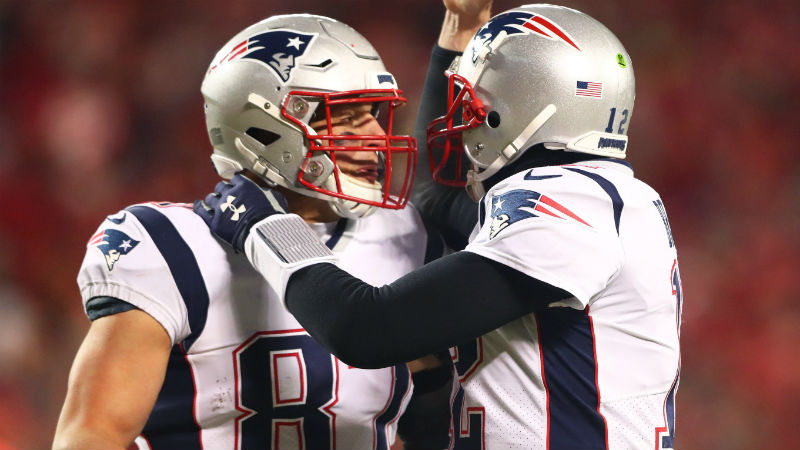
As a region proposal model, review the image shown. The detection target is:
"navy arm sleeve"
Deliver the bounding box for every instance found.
[285,251,572,369]
[410,45,479,251]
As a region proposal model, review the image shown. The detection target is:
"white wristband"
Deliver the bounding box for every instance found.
[243,214,338,306]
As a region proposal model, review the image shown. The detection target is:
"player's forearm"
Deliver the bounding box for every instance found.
[52,420,133,450]
[286,264,433,368]
[286,251,569,368]
[53,388,149,450]
[285,256,493,368]
[411,45,479,250]
[54,390,142,450]
[411,174,477,251]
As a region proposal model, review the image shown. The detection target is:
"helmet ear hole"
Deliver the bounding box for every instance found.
[245,127,281,147]
[487,110,501,128]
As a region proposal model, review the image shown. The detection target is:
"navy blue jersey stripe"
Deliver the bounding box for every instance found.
[564,168,624,235]
[325,218,349,249]
[537,307,607,450]
[141,345,202,450]
[662,370,679,448]
[127,205,206,449]
[374,365,412,449]
[127,205,209,350]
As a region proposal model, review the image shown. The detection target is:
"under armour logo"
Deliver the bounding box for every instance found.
[220,195,246,221]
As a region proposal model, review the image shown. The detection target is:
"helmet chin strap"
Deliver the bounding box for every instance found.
[324,172,381,219]
[328,199,376,219]
[465,104,557,202]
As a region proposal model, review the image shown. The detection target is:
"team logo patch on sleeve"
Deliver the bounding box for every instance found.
[88,229,140,271]
[488,189,592,239]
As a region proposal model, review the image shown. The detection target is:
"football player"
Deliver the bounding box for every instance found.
[195,3,684,450]
[53,15,451,450]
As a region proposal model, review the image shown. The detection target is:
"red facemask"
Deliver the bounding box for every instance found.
[281,89,417,210]
[425,72,487,187]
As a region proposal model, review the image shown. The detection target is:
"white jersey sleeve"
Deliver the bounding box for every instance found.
[465,164,625,308]
[77,204,192,345]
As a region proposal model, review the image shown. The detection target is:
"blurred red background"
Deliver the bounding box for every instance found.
[1,0,798,448]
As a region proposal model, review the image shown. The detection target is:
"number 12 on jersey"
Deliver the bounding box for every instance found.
[451,338,486,449]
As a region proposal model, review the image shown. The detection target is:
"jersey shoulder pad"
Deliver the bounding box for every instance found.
[469,168,625,306]
[77,202,203,344]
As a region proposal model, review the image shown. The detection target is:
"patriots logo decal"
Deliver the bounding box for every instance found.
[471,11,580,63]
[212,29,316,83]
[88,229,140,271]
[488,189,592,239]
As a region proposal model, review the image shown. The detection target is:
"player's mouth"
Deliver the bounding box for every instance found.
[346,165,379,184]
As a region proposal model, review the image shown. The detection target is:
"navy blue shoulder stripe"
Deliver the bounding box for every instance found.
[127,205,209,350]
[564,168,624,235]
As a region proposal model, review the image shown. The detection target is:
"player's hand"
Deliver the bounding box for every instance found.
[443,0,492,23]
[193,174,289,252]
[438,0,492,51]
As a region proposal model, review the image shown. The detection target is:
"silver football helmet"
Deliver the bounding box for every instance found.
[427,4,635,196]
[202,14,416,218]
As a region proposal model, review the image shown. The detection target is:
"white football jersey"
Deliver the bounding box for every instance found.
[77,202,436,450]
[456,160,682,450]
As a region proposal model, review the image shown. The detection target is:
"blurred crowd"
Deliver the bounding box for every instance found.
[0,0,798,448]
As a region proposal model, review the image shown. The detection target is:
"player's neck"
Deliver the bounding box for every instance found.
[278,187,341,223]
[484,146,596,191]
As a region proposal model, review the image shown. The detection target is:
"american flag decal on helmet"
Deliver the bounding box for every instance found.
[576,81,603,98]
